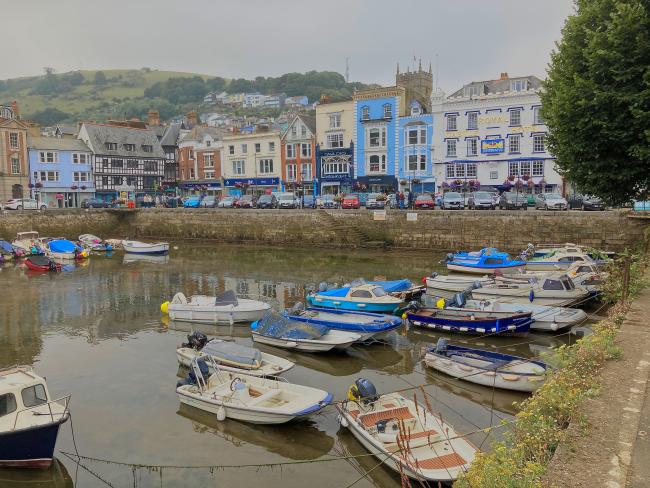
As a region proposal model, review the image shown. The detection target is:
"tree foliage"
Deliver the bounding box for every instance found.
[542,0,650,205]
[29,107,71,126]
[94,71,107,85]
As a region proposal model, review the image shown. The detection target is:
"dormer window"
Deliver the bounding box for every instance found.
[124,143,135,152]
[105,142,117,150]
[411,106,421,116]
[206,140,211,147]
[464,85,481,97]
[142,145,153,153]
[361,106,370,120]
[383,104,392,119]
[510,79,527,92]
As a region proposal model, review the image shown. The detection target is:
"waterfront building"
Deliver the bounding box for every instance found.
[146,110,184,193]
[431,73,561,194]
[0,103,30,201]
[263,93,287,109]
[315,99,355,195]
[222,130,281,195]
[397,100,434,193]
[178,126,226,196]
[78,122,166,202]
[27,136,93,208]
[280,115,316,195]
[285,96,309,109]
[243,92,265,108]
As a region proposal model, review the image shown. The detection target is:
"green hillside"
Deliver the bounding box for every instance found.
[0,68,371,126]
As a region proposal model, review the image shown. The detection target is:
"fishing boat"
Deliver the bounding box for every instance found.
[11,232,43,256]
[0,366,70,468]
[121,240,169,255]
[425,273,494,299]
[368,279,425,300]
[78,234,113,252]
[337,378,477,482]
[471,275,589,307]
[251,312,360,352]
[443,248,526,274]
[177,331,295,377]
[405,302,532,337]
[424,339,548,392]
[307,284,403,313]
[23,256,62,273]
[46,239,89,261]
[161,290,271,324]
[176,357,332,424]
[521,243,605,272]
[284,304,402,342]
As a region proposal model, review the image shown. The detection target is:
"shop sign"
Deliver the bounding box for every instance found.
[481,139,505,154]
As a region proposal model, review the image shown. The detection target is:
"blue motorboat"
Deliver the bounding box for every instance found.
[443,248,526,275]
[47,239,89,261]
[284,306,403,341]
[306,284,403,313]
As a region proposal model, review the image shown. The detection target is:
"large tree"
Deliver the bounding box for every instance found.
[542,0,650,205]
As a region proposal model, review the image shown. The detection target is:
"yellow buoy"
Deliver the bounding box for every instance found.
[401,313,408,320]
[436,298,446,309]
[160,301,170,314]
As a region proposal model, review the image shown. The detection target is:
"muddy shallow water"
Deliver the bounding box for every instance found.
[0,245,579,488]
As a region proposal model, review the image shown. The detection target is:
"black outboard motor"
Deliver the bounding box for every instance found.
[318,282,328,292]
[181,331,208,350]
[177,358,210,387]
[290,302,305,315]
[406,300,421,312]
[347,378,379,405]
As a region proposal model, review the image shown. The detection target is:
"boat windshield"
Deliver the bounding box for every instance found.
[561,277,575,290]
[542,279,564,290]
[372,287,387,297]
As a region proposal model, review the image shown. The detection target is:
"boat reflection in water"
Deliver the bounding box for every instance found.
[176,404,334,460]
[0,458,73,488]
[164,317,253,339]
[333,434,401,488]
[123,253,170,265]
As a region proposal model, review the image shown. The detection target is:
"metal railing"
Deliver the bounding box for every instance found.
[12,394,71,431]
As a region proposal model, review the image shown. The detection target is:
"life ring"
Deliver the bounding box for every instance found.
[230,377,243,391]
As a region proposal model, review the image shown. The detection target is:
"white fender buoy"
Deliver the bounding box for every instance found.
[216,406,226,421]
[339,415,349,428]
[551,322,559,331]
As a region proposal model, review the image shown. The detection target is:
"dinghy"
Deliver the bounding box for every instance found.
[23,255,61,273]
[161,290,271,324]
[0,240,16,261]
[251,312,360,352]
[307,284,403,313]
[443,247,526,274]
[285,304,402,341]
[405,301,531,337]
[121,240,169,255]
[46,239,89,261]
[177,358,332,424]
[12,232,43,256]
[176,332,294,377]
[424,339,548,392]
[337,378,477,482]
[78,234,113,252]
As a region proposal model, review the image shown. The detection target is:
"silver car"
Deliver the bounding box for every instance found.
[217,196,236,208]
[442,192,463,210]
[468,191,495,210]
[535,192,568,210]
[3,198,47,210]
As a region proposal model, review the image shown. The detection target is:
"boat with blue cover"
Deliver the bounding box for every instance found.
[284,304,403,342]
[46,239,89,261]
[424,339,547,392]
[443,248,526,274]
[306,284,403,313]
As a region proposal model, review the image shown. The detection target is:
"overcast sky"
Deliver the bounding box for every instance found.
[7,0,574,91]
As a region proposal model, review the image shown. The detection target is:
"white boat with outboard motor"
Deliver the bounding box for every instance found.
[176,331,295,377]
[520,243,606,272]
[161,290,271,324]
[337,378,477,482]
[176,357,332,424]
[424,339,548,392]
[121,240,169,255]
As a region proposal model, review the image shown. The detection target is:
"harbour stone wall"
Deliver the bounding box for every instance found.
[0,208,647,252]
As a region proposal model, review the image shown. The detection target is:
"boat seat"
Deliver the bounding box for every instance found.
[172,292,188,305]
[249,388,282,406]
[383,429,441,448]
[408,452,467,470]
[357,406,414,428]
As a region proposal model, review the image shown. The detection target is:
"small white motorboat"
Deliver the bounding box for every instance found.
[121,239,169,255]
[337,378,477,482]
[176,332,295,377]
[470,274,590,306]
[424,339,548,392]
[521,243,605,272]
[177,357,332,424]
[79,234,113,252]
[162,291,271,324]
[251,312,360,352]
[11,232,41,255]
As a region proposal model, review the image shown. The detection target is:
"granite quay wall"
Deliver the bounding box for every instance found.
[0,208,646,252]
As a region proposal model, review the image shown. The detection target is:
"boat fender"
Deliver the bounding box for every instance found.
[472,281,482,290]
[216,406,226,421]
[430,272,438,279]
[160,301,170,314]
[529,290,535,302]
[436,298,446,309]
[551,322,559,332]
[339,414,349,428]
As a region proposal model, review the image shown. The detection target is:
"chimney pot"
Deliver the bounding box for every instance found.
[500,72,509,80]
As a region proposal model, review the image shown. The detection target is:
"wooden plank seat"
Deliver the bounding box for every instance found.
[408,452,467,470]
[383,429,441,448]
[357,406,414,427]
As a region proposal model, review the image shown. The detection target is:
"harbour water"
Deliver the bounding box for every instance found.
[0,245,577,488]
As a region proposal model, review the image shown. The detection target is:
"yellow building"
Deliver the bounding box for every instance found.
[0,104,30,202]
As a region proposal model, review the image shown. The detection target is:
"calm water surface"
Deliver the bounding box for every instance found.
[0,245,576,488]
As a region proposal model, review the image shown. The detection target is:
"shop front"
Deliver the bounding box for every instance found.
[37,188,94,208]
[356,175,398,194]
[316,147,354,196]
[179,181,222,196]
[224,177,280,196]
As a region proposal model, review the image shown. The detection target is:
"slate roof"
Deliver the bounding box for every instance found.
[80,123,165,158]
[160,123,183,147]
[298,114,316,135]
[55,124,78,136]
[27,136,91,152]
[179,126,226,144]
[449,75,543,98]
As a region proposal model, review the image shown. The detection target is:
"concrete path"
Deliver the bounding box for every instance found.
[544,286,650,488]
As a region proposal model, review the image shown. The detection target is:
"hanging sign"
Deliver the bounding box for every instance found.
[481,139,505,154]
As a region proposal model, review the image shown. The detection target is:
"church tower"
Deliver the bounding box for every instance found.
[396,59,433,112]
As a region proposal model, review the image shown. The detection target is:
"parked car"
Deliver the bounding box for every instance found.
[467,191,495,210]
[201,196,217,208]
[441,192,463,210]
[317,194,337,209]
[414,194,435,209]
[342,194,360,209]
[277,193,298,209]
[80,197,109,209]
[256,194,277,209]
[567,194,605,211]
[499,192,528,210]
[303,195,316,208]
[234,194,256,208]
[365,193,386,209]
[217,196,236,208]
[183,196,203,208]
[3,198,47,211]
[165,196,182,208]
[535,192,568,211]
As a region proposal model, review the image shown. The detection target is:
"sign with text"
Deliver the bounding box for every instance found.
[406,212,418,222]
[481,138,505,154]
[373,210,387,221]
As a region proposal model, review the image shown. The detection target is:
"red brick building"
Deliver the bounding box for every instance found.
[280,115,316,195]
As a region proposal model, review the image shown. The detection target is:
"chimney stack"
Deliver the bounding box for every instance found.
[147,109,160,126]
[10,100,19,118]
[186,110,198,127]
[500,72,509,80]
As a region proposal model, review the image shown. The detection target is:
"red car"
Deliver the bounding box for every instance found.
[234,195,256,208]
[342,194,360,209]
[414,195,435,209]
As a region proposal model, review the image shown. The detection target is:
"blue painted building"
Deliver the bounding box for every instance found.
[27,137,94,208]
[398,100,435,193]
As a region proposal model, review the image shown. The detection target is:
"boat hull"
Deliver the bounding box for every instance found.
[0,420,65,469]
[447,263,526,275]
[287,308,402,341]
[306,296,400,313]
[168,307,270,324]
[122,241,169,255]
[23,259,59,272]
[407,312,531,337]
[470,290,581,307]
[176,348,294,377]
[251,331,357,352]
